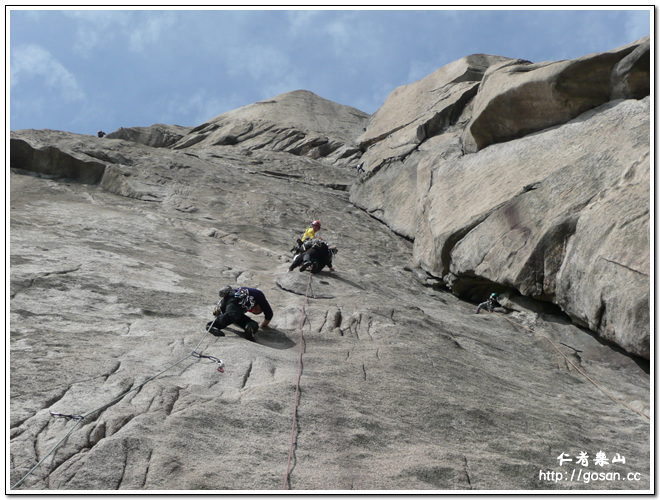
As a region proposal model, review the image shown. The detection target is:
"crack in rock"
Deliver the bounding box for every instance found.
[240,362,253,390]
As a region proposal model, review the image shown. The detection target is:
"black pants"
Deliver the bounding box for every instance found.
[289,253,325,273]
[211,298,259,336]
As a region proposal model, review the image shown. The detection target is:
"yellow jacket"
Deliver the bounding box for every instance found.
[301,227,317,242]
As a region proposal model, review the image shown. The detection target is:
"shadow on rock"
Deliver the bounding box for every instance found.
[224,327,297,350]
[276,269,365,299]
[276,272,335,298]
[315,271,366,290]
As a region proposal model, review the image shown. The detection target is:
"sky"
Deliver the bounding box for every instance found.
[8,6,652,136]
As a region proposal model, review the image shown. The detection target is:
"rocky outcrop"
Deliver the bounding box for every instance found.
[10,129,108,183]
[426,98,650,359]
[170,90,369,168]
[357,54,513,174]
[461,38,646,153]
[107,124,192,148]
[9,38,650,492]
[611,37,650,99]
[350,37,650,359]
[349,54,512,239]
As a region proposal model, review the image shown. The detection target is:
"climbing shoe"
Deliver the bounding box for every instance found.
[245,322,259,335]
[206,322,225,336]
[299,261,312,272]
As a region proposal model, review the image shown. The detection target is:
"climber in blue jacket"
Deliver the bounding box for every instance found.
[206,286,273,341]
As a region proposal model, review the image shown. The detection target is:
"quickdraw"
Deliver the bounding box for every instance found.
[191,351,225,373]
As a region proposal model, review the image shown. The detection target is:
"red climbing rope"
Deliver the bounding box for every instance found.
[283,272,313,489]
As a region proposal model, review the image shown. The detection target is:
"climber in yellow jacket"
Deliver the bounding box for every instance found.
[301,220,321,242]
[291,220,322,254]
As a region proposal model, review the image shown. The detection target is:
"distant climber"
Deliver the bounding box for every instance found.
[289,239,337,274]
[206,286,273,341]
[97,130,106,138]
[475,293,503,314]
[291,220,322,254]
[356,162,365,175]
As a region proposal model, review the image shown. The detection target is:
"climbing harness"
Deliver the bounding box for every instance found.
[11,321,224,490]
[283,272,313,490]
[494,311,650,421]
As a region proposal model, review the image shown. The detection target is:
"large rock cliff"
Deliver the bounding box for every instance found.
[350,36,650,359]
[9,38,650,492]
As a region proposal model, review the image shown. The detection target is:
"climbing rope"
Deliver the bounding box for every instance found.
[283,272,313,489]
[11,323,223,490]
[494,311,650,421]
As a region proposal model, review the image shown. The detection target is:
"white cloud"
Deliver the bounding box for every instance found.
[286,10,322,34]
[10,44,84,101]
[162,90,238,126]
[325,19,351,52]
[322,13,385,70]
[129,12,177,52]
[226,43,296,83]
[62,10,177,55]
[63,10,131,56]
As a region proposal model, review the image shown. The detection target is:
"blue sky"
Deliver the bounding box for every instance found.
[8,7,652,136]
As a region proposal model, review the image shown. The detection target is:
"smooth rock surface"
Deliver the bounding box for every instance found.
[10,126,650,492]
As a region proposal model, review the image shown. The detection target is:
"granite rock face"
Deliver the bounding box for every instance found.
[10,39,650,492]
[610,37,651,100]
[107,124,192,148]
[350,37,650,359]
[170,90,369,168]
[461,38,645,154]
[357,54,512,171]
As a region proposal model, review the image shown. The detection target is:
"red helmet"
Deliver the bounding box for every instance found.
[312,220,321,229]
